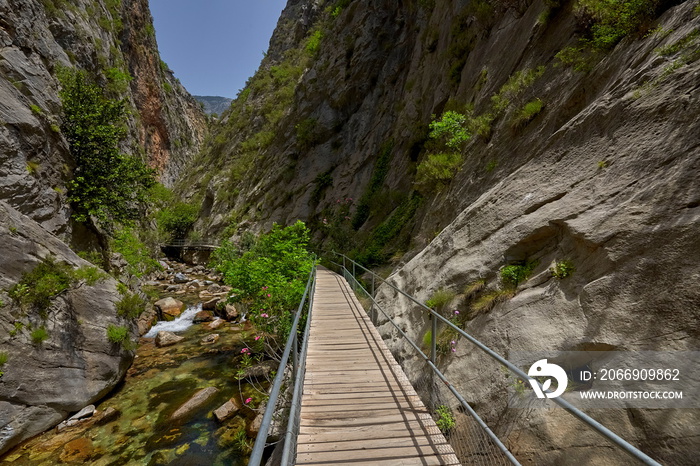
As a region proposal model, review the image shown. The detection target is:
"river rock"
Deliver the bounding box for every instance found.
[200,334,220,345]
[171,387,219,420]
[202,297,219,310]
[137,307,158,336]
[213,398,242,422]
[246,411,264,438]
[155,331,185,348]
[207,283,222,293]
[94,407,119,426]
[154,297,184,321]
[193,310,214,323]
[165,284,180,292]
[173,273,188,284]
[240,360,278,380]
[206,318,226,330]
[217,303,239,321]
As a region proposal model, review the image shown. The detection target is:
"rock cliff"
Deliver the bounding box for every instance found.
[0,0,205,454]
[182,0,699,463]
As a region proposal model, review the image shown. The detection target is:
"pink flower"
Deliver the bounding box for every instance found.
[261,313,269,318]
[241,348,250,354]
[451,348,456,352]
[266,293,271,298]
[451,340,456,345]
[454,310,460,315]
[254,336,261,341]
[245,397,252,404]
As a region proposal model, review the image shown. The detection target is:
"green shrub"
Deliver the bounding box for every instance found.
[0,352,7,366]
[296,118,320,149]
[30,104,43,116]
[106,324,132,349]
[577,0,658,50]
[471,289,515,314]
[111,227,160,277]
[72,265,107,286]
[31,327,49,345]
[9,257,73,315]
[491,67,546,113]
[435,405,456,433]
[104,67,132,95]
[416,152,463,188]
[426,288,456,313]
[551,260,575,279]
[156,202,199,239]
[305,30,323,56]
[500,260,538,288]
[212,221,314,341]
[428,111,471,150]
[512,99,544,127]
[116,293,145,319]
[9,321,24,337]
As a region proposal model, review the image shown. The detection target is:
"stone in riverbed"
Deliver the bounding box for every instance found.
[193,310,214,323]
[206,318,226,330]
[59,437,93,463]
[213,398,242,422]
[155,331,184,347]
[202,297,219,310]
[217,303,238,321]
[174,273,188,283]
[154,297,185,321]
[200,334,220,345]
[171,387,219,420]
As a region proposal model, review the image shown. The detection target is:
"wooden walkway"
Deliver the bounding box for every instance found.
[297,268,460,465]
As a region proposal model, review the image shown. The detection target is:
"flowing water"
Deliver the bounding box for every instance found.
[2,305,267,465]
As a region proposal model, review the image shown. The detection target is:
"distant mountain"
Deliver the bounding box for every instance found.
[194,95,233,116]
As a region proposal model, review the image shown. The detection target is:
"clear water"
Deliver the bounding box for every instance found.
[144,304,203,338]
[2,316,267,465]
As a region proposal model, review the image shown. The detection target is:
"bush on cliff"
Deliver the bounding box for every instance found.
[212,221,314,341]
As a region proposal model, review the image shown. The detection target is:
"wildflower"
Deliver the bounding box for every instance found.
[454,310,460,315]
[266,293,271,298]
[451,340,456,345]
[245,397,252,404]
[241,348,250,354]
[254,336,261,341]
[451,348,456,352]
[261,313,269,318]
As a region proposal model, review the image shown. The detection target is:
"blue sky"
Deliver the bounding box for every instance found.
[150,0,288,98]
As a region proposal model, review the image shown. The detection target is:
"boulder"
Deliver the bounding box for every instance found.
[155,331,185,348]
[173,273,188,284]
[213,398,242,422]
[55,404,95,431]
[193,310,214,323]
[154,297,184,321]
[171,387,219,420]
[206,318,226,330]
[220,304,239,321]
[200,334,220,345]
[137,307,158,336]
[202,297,219,310]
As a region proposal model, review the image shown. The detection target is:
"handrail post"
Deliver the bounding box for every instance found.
[292,337,298,382]
[431,312,437,364]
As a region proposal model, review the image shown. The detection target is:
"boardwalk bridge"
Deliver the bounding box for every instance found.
[248,255,662,466]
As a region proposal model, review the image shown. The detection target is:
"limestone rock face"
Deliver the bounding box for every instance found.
[0,203,133,455]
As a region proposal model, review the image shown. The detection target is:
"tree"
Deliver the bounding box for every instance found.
[58,68,155,231]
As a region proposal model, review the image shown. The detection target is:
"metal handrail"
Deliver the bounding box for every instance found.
[329,251,661,466]
[248,263,316,466]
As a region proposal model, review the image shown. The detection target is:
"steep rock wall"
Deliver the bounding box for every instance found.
[185,0,699,463]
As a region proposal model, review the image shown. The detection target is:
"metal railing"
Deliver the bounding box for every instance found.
[249,264,316,466]
[329,252,662,466]
[160,239,220,249]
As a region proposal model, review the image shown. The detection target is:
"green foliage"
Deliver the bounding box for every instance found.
[9,257,72,315]
[156,201,199,239]
[111,227,160,277]
[428,111,471,150]
[512,98,544,128]
[500,260,538,288]
[305,30,323,56]
[30,104,43,116]
[310,171,333,204]
[577,0,658,49]
[106,324,132,349]
[555,45,597,72]
[26,160,40,175]
[72,265,107,285]
[471,289,515,314]
[426,288,456,313]
[9,321,24,337]
[416,152,463,188]
[656,29,700,56]
[598,160,609,169]
[422,329,433,349]
[213,222,314,340]
[296,118,320,149]
[352,141,393,229]
[435,405,456,433]
[0,352,7,366]
[105,67,132,95]
[58,67,155,229]
[31,327,49,345]
[551,260,575,279]
[491,67,546,113]
[116,293,145,319]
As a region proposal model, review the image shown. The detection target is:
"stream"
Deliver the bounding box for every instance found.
[1,265,268,465]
